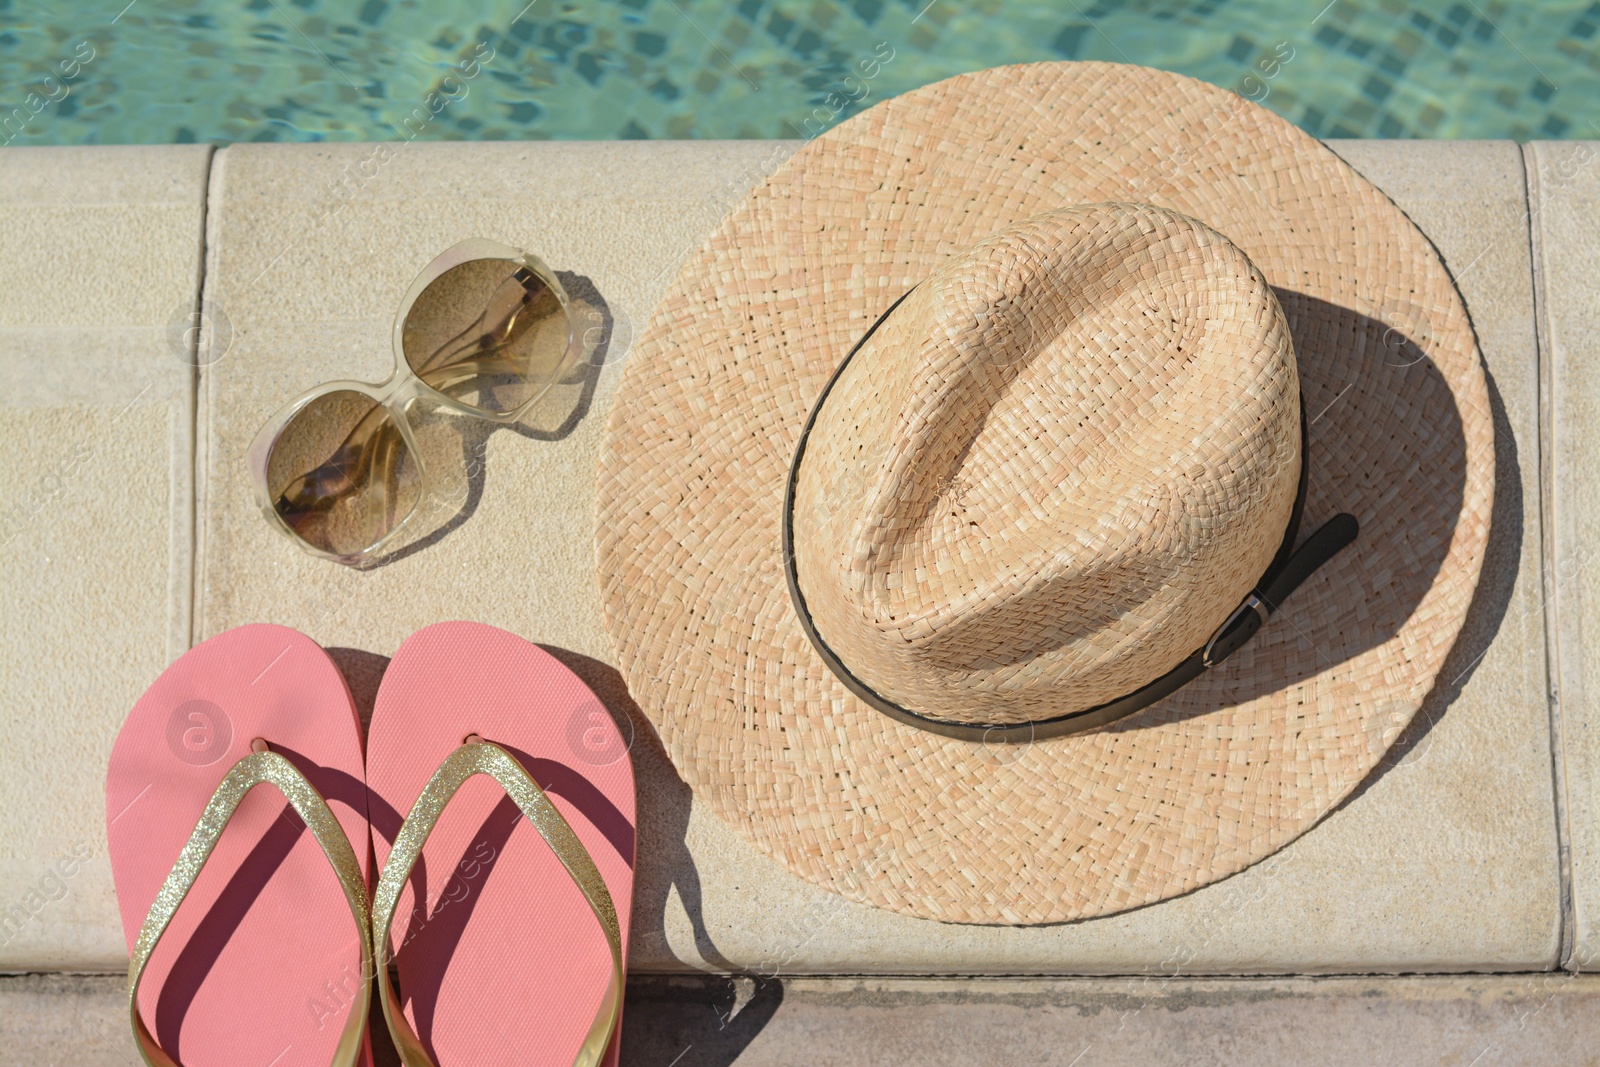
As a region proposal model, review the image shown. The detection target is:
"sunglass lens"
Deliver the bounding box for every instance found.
[265,389,420,558]
[401,258,572,414]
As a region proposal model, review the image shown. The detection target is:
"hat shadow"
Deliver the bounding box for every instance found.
[1100,290,1504,740]
[365,271,625,568]
[1335,310,1521,805]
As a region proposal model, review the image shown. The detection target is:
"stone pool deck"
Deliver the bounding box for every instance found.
[1,139,1598,1061]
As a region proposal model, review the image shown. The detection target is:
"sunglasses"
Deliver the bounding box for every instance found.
[248,239,580,565]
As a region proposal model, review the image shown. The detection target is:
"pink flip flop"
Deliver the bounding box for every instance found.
[106,624,374,1067]
[366,622,635,1067]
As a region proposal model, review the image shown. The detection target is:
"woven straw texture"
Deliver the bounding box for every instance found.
[792,205,1302,726]
[596,62,1494,925]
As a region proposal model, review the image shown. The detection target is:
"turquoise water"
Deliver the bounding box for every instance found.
[2,0,1597,145]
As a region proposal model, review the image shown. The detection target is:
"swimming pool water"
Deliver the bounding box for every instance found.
[2,0,1597,146]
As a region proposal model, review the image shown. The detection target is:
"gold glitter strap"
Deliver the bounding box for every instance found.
[127,750,374,1067]
[371,741,623,1067]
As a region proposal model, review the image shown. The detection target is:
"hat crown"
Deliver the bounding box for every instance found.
[790,204,1302,727]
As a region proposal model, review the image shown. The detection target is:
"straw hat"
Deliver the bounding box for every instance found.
[596,62,1492,925]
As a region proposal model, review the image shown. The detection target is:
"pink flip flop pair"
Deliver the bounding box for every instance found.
[105,622,636,1067]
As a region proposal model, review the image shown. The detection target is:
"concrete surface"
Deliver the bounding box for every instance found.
[0,138,1579,979]
[189,139,1559,975]
[1529,139,1600,970]
[0,145,211,969]
[4,972,1597,1066]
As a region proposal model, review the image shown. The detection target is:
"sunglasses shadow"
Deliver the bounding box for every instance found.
[366,271,624,569]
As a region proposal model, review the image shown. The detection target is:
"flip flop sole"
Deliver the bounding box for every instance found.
[106,624,372,1067]
[367,621,636,1066]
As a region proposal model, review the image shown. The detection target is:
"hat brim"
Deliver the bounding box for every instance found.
[596,62,1493,925]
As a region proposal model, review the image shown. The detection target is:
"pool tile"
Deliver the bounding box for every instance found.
[0,145,210,970]
[6,1,1598,145]
[1528,138,1600,969]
